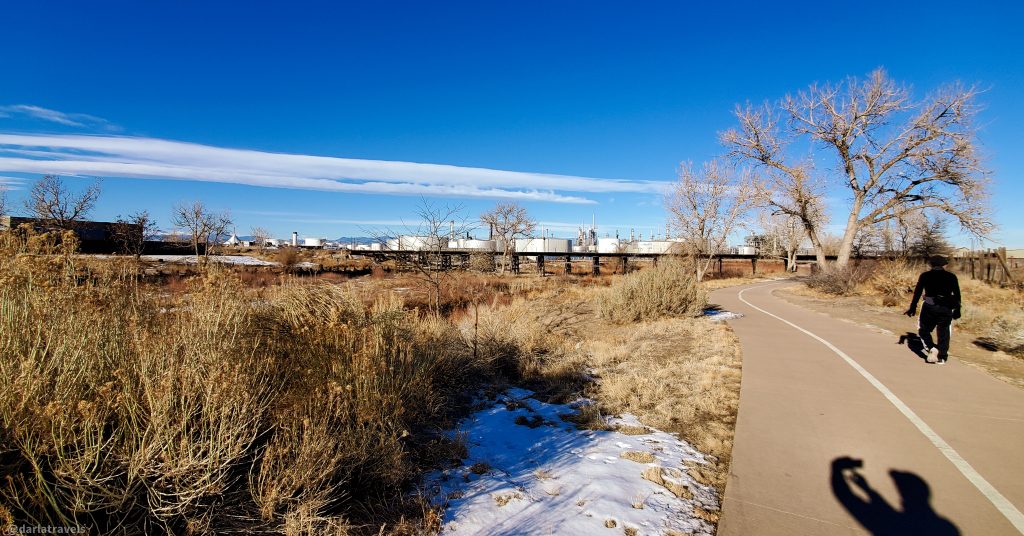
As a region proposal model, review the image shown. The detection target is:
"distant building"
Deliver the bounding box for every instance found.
[0,216,142,253]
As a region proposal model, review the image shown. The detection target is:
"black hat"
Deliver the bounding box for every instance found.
[928,255,949,267]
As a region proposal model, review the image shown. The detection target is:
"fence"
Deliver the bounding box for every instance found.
[956,247,1017,286]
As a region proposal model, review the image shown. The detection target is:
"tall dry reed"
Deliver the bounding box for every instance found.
[0,229,507,534]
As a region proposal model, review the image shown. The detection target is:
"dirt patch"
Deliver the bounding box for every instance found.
[775,286,1024,389]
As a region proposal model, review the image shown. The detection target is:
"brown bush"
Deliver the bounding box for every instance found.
[870,258,921,305]
[806,264,870,296]
[276,247,301,273]
[597,257,707,324]
[0,234,503,534]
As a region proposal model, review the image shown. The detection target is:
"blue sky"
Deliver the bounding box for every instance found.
[1,1,1021,244]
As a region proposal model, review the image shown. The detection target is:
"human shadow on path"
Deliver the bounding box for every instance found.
[831,456,959,535]
[897,332,930,362]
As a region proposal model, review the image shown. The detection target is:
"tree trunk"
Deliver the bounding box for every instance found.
[806,228,828,268]
[835,197,864,267]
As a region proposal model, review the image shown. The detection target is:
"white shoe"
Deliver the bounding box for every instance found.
[927,348,939,364]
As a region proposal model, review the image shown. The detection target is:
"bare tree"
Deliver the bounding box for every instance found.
[851,223,885,258]
[25,175,101,230]
[882,211,929,256]
[757,211,805,272]
[372,199,471,314]
[171,201,232,265]
[722,68,992,268]
[250,226,271,253]
[666,160,758,281]
[480,202,536,274]
[0,186,7,218]
[112,210,158,259]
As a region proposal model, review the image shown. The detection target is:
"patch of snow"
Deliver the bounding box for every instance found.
[138,254,277,266]
[426,389,718,535]
[703,308,743,322]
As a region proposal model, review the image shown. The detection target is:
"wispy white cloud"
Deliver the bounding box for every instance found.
[0,175,25,190]
[0,133,671,204]
[537,220,665,232]
[0,105,120,131]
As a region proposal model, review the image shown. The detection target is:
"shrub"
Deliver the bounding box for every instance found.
[806,264,870,296]
[276,247,301,273]
[870,258,921,305]
[469,252,496,272]
[0,237,490,534]
[597,258,707,324]
[981,316,1024,356]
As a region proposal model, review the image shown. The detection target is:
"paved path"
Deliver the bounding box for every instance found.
[712,282,1024,536]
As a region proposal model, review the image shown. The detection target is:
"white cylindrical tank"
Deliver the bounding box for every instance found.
[463,239,496,251]
[737,246,757,255]
[638,241,679,254]
[544,238,571,253]
[513,238,542,253]
[597,238,621,253]
[398,235,441,251]
[572,245,588,253]
[303,237,323,248]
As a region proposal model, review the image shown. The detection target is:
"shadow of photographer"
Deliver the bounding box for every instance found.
[831,456,959,535]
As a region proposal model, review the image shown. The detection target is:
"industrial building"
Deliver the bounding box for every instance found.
[0,216,142,253]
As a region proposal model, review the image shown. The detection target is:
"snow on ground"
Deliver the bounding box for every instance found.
[427,389,719,536]
[139,254,277,266]
[703,308,743,322]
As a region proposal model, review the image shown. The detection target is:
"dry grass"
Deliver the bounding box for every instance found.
[620,451,656,464]
[0,229,587,535]
[641,467,692,499]
[584,317,742,492]
[808,259,1024,357]
[868,258,922,306]
[700,274,782,291]
[0,227,747,533]
[597,257,708,324]
[957,279,1024,356]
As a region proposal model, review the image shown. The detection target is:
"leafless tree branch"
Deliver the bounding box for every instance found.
[665,159,758,281]
[722,68,992,267]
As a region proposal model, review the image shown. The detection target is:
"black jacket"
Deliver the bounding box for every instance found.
[909,268,961,311]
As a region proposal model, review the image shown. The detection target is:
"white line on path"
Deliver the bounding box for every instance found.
[737,284,1024,534]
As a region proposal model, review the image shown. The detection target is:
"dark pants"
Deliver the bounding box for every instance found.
[919,303,954,359]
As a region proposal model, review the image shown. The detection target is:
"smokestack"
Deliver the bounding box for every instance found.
[291,231,298,247]
[449,220,455,240]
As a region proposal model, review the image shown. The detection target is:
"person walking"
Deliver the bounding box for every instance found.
[905,255,961,364]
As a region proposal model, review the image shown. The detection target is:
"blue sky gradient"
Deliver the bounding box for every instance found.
[1,1,1021,244]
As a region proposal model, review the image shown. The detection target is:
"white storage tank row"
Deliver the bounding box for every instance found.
[446,238,503,251]
[634,240,684,254]
[386,235,445,251]
[513,238,571,253]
